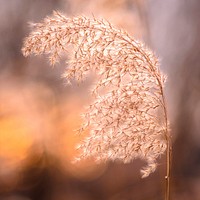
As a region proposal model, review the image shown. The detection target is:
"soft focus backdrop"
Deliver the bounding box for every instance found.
[0,0,200,199]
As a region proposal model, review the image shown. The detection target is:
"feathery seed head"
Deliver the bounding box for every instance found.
[22,11,168,178]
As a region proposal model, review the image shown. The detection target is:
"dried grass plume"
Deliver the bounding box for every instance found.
[22,11,169,178]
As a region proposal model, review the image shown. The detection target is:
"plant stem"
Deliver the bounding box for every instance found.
[137,46,172,200]
[161,91,171,200]
[165,129,172,200]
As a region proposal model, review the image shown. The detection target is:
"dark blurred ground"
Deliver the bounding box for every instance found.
[0,0,200,199]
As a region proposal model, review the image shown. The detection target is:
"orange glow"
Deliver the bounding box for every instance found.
[0,116,33,160]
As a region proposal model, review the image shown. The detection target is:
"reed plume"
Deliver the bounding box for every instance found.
[22,11,170,180]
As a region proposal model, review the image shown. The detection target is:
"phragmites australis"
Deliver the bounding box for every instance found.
[22,11,170,178]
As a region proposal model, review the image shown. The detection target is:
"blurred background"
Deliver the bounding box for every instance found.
[0,0,200,199]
